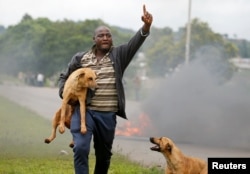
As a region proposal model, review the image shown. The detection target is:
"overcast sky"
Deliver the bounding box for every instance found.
[1,0,250,40]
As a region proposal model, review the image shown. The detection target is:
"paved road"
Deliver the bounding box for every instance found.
[1,84,250,168]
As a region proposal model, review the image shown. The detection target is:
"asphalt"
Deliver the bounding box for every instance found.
[1,84,250,168]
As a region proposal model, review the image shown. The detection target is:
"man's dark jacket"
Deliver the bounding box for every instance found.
[58,28,149,119]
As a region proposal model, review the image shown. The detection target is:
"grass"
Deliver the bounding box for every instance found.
[0,95,163,174]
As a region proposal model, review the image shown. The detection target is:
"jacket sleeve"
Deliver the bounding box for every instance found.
[117,28,149,73]
[58,52,85,98]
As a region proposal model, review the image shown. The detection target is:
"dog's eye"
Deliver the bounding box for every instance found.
[88,77,93,81]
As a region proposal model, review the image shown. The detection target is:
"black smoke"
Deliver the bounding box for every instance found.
[142,47,250,149]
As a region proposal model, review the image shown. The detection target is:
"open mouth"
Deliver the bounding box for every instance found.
[150,145,160,151]
[150,138,160,151]
[102,42,110,46]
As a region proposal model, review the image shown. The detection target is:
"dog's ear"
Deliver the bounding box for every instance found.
[77,72,85,80]
[166,143,172,153]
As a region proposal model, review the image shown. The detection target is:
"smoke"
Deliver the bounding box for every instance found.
[142,48,250,149]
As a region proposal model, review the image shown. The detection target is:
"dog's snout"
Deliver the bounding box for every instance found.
[150,137,154,142]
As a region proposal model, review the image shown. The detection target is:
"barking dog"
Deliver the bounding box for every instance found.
[150,136,207,174]
[44,68,97,147]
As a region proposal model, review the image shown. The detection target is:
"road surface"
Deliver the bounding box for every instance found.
[1,84,250,168]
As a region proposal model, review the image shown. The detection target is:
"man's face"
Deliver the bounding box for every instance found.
[93,27,113,52]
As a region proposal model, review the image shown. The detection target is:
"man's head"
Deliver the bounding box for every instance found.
[93,26,113,53]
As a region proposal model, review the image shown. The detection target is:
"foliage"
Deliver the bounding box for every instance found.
[0,25,5,34]
[0,14,247,83]
[144,18,239,80]
[0,15,132,77]
[230,38,250,58]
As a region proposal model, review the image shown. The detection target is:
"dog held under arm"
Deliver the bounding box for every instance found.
[44,68,97,146]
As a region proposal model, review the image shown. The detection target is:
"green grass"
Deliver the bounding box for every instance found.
[0,95,163,174]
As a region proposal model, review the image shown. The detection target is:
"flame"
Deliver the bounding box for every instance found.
[116,112,154,136]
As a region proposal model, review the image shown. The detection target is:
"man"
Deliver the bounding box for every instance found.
[58,5,153,174]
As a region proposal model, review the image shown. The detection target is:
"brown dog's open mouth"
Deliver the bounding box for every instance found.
[150,138,161,151]
[150,145,160,151]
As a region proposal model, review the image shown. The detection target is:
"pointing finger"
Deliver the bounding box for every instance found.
[143,4,146,15]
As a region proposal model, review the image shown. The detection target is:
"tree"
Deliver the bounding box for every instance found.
[0,15,132,78]
[143,18,238,80]
[0,15,240,85]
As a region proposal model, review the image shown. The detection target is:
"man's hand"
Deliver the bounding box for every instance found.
[141,4,153,32]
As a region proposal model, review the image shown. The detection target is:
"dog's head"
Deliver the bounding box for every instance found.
[150,137,175,155]
[77,68,97,89]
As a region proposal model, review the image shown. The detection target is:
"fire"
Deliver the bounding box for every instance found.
[116,112,154,136]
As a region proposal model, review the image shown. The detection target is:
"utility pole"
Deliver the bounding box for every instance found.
[185,0,192,65]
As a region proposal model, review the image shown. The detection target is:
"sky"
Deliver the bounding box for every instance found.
[1,0,250,40]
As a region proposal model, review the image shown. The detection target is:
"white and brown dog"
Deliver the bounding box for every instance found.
[45,68,97,147]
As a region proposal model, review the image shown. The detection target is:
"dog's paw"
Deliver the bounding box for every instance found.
[44,139,51,144]
[69,143,74,148]
[59,126,65,134]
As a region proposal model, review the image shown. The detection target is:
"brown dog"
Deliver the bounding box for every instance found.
[150,136,207,174]
[44,68,97,147]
